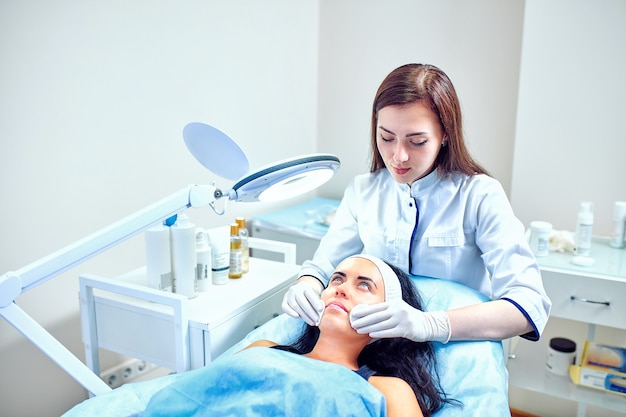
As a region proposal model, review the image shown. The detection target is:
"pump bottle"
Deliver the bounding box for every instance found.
[574,202,593,257]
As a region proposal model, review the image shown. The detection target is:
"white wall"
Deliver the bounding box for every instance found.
[0,1,318,416]
[316,0,525,199]
[511,0,626,235]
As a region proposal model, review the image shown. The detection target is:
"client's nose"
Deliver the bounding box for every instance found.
[334,283,348,298]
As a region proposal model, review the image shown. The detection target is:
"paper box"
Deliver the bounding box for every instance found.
[569,340,626,396]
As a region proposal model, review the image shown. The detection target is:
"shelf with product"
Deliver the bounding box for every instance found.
[79,229,300,379]
[507,237,626,416]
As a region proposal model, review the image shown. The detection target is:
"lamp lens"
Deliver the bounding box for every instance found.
[258,169,334,202]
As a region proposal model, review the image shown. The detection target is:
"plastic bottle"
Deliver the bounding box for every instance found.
[574,202,593,257]
[207,227,229,285]
[609,201,626,249]
[195,228,212,292]
[144,223,172,291]
[171,214,198,298]
[229,223,243,278]
[236,217,250,273]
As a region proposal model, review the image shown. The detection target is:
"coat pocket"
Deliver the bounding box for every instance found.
[427,234,465,247]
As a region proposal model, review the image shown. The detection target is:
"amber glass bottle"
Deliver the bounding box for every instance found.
[228,223,243,278]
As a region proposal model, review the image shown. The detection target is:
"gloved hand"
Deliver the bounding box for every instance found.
[350,301,451,343]
[281,281,325,326]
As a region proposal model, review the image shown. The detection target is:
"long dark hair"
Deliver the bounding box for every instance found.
[370,63,489,178]
[290,263,458,416]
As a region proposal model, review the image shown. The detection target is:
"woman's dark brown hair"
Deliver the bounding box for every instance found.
[370,63,488,177]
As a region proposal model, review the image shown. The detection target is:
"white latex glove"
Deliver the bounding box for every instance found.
[350,301,451,343]
[281,282,325,326]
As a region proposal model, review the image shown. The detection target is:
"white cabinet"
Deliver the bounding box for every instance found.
[508,238,626,416]
[79,236,300,377]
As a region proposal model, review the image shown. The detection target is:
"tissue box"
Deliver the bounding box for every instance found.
[569,340,626,396]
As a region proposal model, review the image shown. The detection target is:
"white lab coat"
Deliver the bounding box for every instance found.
[301,168,551,339]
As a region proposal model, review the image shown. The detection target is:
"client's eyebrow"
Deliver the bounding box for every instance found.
[332,271,378,288]
[357,276,378,288]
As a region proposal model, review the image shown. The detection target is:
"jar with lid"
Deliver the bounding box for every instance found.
[546,337,576,376]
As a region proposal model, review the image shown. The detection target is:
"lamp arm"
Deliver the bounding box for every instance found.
[0,302,113,396]
[1,184,219,305]
[0,183,219,396]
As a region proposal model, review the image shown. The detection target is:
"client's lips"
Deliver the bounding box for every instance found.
[326,301,348,313]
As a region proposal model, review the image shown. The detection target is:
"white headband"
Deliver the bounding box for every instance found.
[347,254,402,302]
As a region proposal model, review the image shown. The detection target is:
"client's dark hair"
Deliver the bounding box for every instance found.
[290,263,458,417]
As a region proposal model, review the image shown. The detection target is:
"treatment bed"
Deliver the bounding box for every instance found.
[63,275,510,416]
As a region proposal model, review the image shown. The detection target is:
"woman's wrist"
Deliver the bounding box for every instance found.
[297,275,325,294]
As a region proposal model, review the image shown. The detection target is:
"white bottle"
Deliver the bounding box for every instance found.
[574,202,593,257]
[170,214,198,298]
[610,201,626,249]
[144,223,172,291]
[195,228,212,292]
[207,227,230,285]
[236,217,249,273]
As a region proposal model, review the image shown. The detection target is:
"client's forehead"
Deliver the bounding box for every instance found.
[336,257,383,284]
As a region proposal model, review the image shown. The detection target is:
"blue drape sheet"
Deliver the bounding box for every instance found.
[138,347,385,416]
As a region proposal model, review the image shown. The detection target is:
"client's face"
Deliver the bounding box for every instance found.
[318,257,386,334]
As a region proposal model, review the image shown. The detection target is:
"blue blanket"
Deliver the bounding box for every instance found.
[138,347,385,416]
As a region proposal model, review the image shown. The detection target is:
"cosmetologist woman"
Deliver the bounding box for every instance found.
[282,63,551,344]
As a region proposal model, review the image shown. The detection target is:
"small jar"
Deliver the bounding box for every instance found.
[546,337,576,376]
[529,221,552,257]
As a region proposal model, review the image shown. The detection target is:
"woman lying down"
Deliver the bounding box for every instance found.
[131,254,457,417]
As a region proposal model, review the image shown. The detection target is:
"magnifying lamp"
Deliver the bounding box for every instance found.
[183,122,340,207]
[0,122,340,396]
